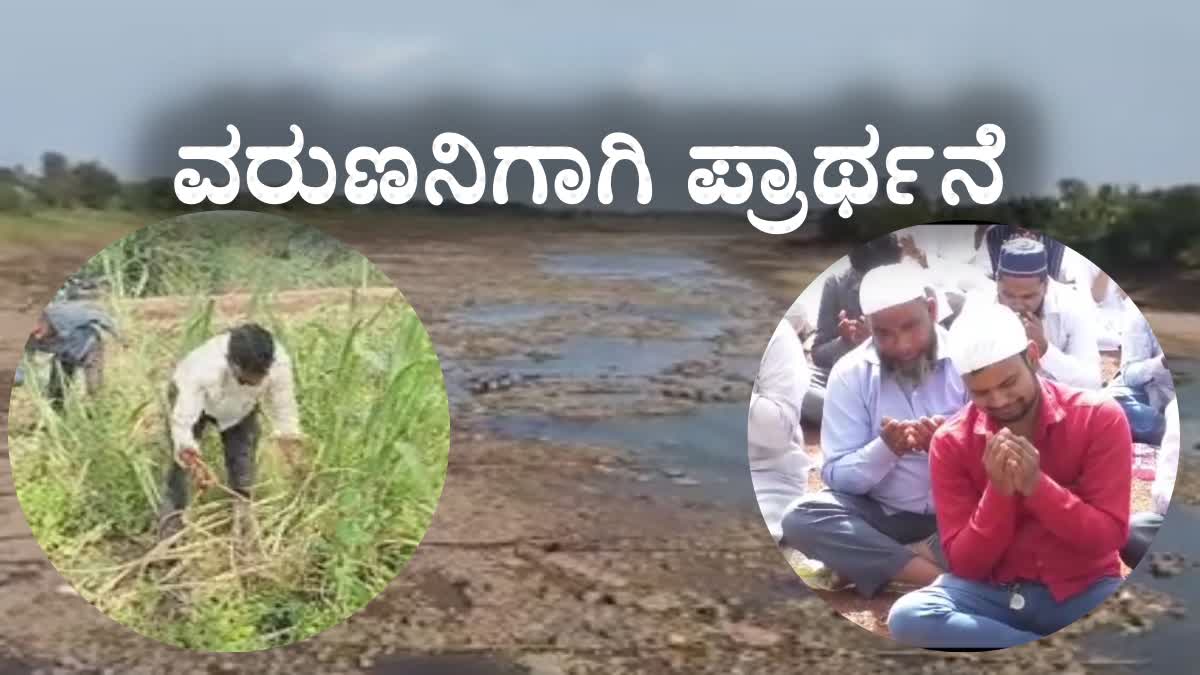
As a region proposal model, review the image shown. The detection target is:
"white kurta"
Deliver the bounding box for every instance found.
[748,319,815,542]
[1153,397,1180,515]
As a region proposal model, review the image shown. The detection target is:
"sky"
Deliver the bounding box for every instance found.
[1,1,1196,208]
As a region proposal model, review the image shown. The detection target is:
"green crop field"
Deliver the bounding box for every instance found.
[6,213,449,651]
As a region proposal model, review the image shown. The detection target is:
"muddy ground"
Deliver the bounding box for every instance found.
[1,216,1198,674]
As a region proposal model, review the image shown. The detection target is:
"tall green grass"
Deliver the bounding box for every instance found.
[11,293,448,650]
[79,211,390,298]
[9,223,448,651]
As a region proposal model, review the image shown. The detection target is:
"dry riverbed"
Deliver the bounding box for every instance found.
[0,217,1196,674]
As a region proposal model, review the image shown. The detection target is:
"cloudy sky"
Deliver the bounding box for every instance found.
[1,1,1195,207]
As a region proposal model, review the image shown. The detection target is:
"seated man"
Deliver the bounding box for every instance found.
[15,301,118,412]
[965,237,1102,390]
[1110,291,1174,445]
[1084,267,1127,354]
[805,234,905,426]
[749,318,816,543]
[980,224,1072,284]
[781,262,969,598]
[1121,395,1179,569]
[888,302,1130,650]
[895,224,994,325]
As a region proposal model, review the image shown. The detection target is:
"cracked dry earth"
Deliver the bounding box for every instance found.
[0,218,1197,674]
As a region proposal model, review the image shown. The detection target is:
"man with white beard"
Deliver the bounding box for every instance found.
[780,262,969,598]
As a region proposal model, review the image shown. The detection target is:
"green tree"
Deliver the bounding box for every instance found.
[72,161,122,209]
[40,151,75,207]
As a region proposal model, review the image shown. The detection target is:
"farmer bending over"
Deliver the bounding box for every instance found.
[158,322,305,543]
[15,302,118,413]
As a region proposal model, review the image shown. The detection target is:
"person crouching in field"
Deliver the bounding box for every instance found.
[15,302,118,413]
[887,302,1131,650]
[158,322,306,544]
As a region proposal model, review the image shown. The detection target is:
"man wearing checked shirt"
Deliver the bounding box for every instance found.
[781,262,970,598]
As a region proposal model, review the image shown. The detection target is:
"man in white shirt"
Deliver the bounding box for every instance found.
[158,322,305,543]
[1116,293,1175,412]
[964,238,1102,390]
[749,318,815,543]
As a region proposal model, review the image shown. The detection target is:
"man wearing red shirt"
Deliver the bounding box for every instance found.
[887,301,1130,650]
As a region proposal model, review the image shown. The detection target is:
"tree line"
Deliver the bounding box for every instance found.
[2,152,1198,271]
[811,181,1200,272]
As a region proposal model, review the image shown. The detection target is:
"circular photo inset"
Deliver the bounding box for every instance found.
[6,212,450,652]
[748,222,1181,650]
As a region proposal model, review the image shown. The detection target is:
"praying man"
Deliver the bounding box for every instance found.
[887,301,1130,650]
[781,262,969,598]
[966,237,1102,390]
[158,322,306,543]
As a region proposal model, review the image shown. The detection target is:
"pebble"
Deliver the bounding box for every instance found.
[668,633,689,647]
[662,468,687,478]
[637,592,682,613]
[1149,552,1189,578]
[722,622,783,647]
[519,654,569,675]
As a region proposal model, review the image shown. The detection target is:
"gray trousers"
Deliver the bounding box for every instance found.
[801,366,828,427]
[1121,511,1163,570]
[46,340,106,412]
[159,383,259,518]
[782,490,943,598]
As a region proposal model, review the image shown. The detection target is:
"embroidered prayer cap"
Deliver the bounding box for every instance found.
[948,301,1030,375]
[997,237,1049,278]
[858,261,930,317]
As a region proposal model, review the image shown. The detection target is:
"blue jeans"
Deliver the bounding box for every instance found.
[1110,384,1166,446]
[888,574,1123,650]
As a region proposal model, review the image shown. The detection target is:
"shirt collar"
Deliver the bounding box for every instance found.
[863,323,953,366]
[971,376,1067,437]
